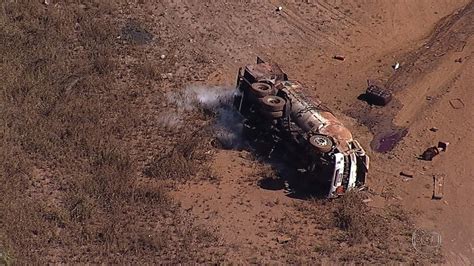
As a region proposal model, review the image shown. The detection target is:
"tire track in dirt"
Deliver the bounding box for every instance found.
[262,0,345,49]
[347,1,474,152]
[317,0,382,41]
[389,1,473,126]
[318,0,357,27]
[386,1,474,92]
[278,7,342,48]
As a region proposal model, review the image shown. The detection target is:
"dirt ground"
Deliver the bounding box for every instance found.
[1,0,473,264]
[167,0,474,263]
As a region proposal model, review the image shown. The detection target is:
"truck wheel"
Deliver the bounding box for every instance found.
[309,134,333,153]
[250,82,274,98]
[261,95,286,112]
[262,110,283,119]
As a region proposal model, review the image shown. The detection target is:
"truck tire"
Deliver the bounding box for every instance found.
[309,134,333,153]
[250,82,275,98]
[261,95,286,112]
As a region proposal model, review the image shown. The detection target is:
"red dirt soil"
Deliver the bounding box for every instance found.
[167,0,473,263]
[2,0,473,264]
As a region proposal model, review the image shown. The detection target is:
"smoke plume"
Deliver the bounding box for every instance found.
[160,85,244,149]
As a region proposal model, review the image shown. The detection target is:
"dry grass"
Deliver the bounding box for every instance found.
[0,1,219,264]
[144,126,213,180]
[333,191,388,244]
[294,191,440,264]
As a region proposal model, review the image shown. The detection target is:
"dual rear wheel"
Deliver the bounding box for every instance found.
[250,82,286,119]
[249,83,333,153]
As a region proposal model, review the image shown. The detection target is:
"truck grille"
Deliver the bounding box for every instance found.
[342,156,351,188]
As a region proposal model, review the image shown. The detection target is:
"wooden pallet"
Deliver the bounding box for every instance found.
[432,175,445,200]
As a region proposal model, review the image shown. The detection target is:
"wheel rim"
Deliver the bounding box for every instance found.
[314,137,329,146]
[255,83,270,91]
[267,97,281,104]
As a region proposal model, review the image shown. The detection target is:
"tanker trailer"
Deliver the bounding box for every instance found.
[233,59,369,198]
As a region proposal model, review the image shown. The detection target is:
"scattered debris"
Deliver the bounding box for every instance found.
[392,62,400,70]
[421,147,440,161]
[276,6,283,12]
[160,73,173,80]
[432,175,445,200]
[449,98,464,109]
[400,171,414,178]
[429,127,439,132]
[43,0,50,5]
[333,55,345,61]
[420,142,448,160]
[362,198,373,203]
[437,141,449,152]
[276,235,291,244]
[365,83,392,106]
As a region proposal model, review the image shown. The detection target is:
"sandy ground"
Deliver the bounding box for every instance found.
[158,0,474,263]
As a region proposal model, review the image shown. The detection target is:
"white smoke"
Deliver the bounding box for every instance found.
[159,85,244,149]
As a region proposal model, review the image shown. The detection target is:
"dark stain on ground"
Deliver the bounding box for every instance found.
[370,128,408,153]
[121,20,153,44]
[345,95,406,153]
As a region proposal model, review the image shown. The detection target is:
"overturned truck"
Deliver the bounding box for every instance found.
[233,59,369,198]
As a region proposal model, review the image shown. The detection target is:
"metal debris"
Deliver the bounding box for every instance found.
[392,62,400,70]
[276,235,291,244]
[421,142,449,160]
[400,171,414,178]
[421,147,440,161]
[365,84,392,106]
[437,141,449,152]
